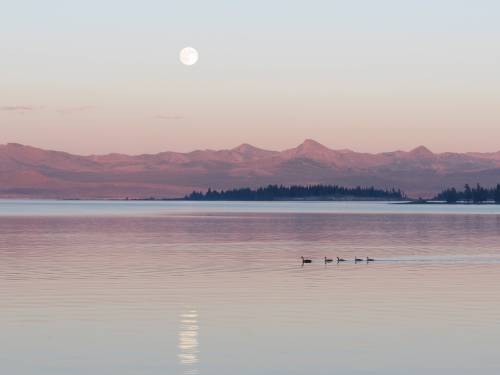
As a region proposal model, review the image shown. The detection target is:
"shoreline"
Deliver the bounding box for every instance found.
[399,200,500,205]
[0,197,498,205]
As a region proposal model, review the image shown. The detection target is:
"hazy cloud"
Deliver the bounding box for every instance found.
[0,105,36,113]
[57,105,96,114]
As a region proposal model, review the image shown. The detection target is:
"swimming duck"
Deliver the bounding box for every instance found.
[324,257,333,264]
[366,257,375,262]
[337,257,346,262]
[301,256,312,264]
[355,257,363,262]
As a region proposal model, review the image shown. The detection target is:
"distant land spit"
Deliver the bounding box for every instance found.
[184,184,406,201]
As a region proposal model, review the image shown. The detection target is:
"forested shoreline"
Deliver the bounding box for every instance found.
[182,183,500,203]
[184,184,406,201]
[434,184,500,204]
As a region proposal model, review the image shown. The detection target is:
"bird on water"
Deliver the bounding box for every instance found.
[337,257,346,263]
[301,256,312,264]
[324,257,333,264]
[355,257,363,262]
[366,257,375,262]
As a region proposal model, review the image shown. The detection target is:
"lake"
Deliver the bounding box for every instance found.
[1,200,500,374]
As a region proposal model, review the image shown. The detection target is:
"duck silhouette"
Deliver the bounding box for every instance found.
[324,257,333,264]
[301,256,312,264]
[337,257,346,263]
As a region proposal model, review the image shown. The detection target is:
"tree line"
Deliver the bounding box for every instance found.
[185,184,406,201]
[435,183,500,203]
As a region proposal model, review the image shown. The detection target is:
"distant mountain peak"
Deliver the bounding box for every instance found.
[291,139,334,155]
[279,139,339,164]
[5,142,27,148]
[229,143,277,162]
[232,143,263,153]
[298,139,328,149]
[409,145,433,156]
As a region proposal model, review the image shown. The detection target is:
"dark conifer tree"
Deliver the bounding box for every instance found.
[464,184,472,203]
[494,184,500,204]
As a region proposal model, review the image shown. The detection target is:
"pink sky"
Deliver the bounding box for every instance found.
[1,1,499,154]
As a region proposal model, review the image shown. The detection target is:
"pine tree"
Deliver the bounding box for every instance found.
[464,184,472,203]
[494,184,500,204]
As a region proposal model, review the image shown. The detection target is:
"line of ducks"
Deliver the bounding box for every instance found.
[301,256,375,264]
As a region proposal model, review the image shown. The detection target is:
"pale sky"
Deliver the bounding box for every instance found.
[1,0,499,154]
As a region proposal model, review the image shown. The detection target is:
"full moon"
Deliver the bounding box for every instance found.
[179,47,199,66]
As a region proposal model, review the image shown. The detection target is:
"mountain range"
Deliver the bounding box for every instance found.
[1,139,500,199]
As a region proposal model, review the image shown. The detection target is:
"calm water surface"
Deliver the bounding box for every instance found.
[1,201,500,374]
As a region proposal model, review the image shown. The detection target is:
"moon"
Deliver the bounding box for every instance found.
[179,47,199,66]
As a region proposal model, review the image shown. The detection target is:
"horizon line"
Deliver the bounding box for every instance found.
[2,139,499,157]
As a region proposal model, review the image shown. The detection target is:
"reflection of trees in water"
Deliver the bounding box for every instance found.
[178,310,199,374]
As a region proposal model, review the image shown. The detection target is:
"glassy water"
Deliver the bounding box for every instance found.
[1,201,500,374]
